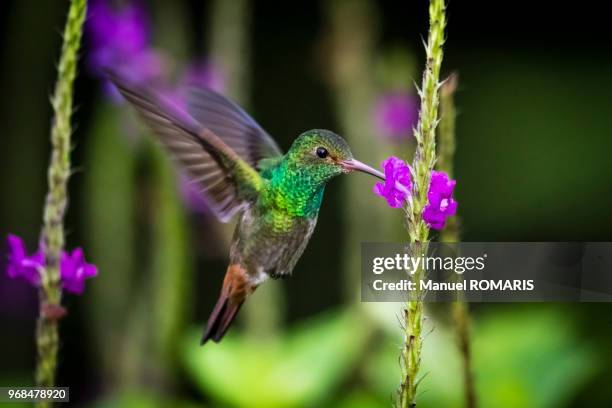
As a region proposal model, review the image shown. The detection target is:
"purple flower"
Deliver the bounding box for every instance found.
[87,0,149,65]
[6,234,43,286]
[6,235,97,295]
[61,248,98,295]
[373,92,419,141]
[423,171,458,230]
[86,0,164,100]
[373,156,412,208]
[182,61,225,93]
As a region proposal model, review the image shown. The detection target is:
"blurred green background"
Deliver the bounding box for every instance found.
[1,0,611,407]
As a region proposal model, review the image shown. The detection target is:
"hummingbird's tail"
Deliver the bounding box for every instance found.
[201,264,255,345]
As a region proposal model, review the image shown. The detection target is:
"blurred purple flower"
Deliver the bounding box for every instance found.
[87,0,148,66]
[6,235,97,295]
[373,92,419,141]
[6,234,43,286]
[423,171,458,230]
[86,0,163,100]
[61,248,98,295]
[165,61,226,110]
[373,156,412,208]
[182,61,225,93]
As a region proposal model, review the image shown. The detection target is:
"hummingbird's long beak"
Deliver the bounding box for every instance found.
[340,159,385,180]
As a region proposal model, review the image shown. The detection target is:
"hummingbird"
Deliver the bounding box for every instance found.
[109,73,384,345]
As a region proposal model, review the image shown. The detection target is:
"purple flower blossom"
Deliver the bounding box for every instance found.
[60,248,98,295]
[86,0,164,100]
[423,171,458,230]
[6,235,97,295]
[6,234,43,286]
[373,92,419,141]
[87,0,149,67]
[373,156,412,208]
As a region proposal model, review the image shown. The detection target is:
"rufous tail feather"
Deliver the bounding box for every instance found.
[201,264,255,345]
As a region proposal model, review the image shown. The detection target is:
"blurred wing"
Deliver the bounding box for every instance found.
[108,73,263,222]
[186,87,283,169]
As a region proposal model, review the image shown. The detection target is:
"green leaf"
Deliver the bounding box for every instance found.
[473,307,599,408]
[182,310,369,408]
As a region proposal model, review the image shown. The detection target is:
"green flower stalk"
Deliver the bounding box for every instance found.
[437,73,458,181]
[397,0,446,407]
[438,74,477,408]
[37,0,87,396]
[437,74,459,240]
[452,293,476,408]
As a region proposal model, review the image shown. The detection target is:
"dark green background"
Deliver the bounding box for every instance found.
[0,1,611,407]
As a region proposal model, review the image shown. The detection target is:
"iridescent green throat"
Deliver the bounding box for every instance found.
[261,159,328,218]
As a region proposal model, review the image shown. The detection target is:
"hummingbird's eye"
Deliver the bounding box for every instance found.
[316,147,329,159]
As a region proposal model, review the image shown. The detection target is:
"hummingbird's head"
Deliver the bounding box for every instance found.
[287,129,385,183]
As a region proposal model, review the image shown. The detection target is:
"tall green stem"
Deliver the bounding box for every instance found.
[325,0,386,303]
[36,0,87,402]
[209,0,251,106]
[84,103,136,388]
[452,299,476,408]
[438,74,477,408]
[437,74,458,180]
[145,143,194,385]
[397,1,446,406]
